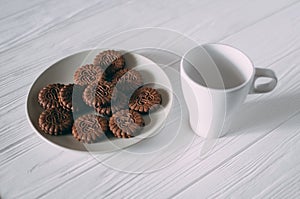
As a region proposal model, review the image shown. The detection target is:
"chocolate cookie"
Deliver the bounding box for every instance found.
[72,114,108,143]
[95,104,111,116]
[74,64,103,86]
[93,50,125,76]
[58,84,86,112]
[129,87,162,113]
[82,81,114,107]
[38,83,64,109]
[112,69,143,94]
[39,108,73,135]
[94,91,128,116]
[109,109,144,138]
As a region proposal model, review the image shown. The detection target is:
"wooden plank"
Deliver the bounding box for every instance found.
[0,0,299,198]
[177,112,300,198]
[0,0,47,20]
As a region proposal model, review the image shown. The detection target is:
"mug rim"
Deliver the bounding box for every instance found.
[181,43,255,92]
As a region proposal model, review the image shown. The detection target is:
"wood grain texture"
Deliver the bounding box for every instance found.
[0,0,300,198]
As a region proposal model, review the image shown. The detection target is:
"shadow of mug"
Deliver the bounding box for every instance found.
[228,93,300,135]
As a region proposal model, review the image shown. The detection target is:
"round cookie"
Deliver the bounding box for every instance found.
[72,114,108,143]
[82,81,114,107]
[93,50,125,76]
[74,64,103,86]
[39,108,73,135]
[112,68,143,94]
[38,83,64,109]
[58,84,86,112]
[109,109,144,138]
[129,87,162,113]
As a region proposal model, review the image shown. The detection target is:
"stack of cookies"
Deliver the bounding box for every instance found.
[38,50,162,144]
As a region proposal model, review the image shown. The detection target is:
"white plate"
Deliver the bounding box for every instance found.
[26,50,173,152]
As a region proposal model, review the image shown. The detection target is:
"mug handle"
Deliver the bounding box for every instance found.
[249,68,278,94]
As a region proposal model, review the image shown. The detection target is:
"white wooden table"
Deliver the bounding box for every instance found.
[1,0,300,198]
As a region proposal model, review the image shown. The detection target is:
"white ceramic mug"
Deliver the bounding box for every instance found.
[180,44,277,138]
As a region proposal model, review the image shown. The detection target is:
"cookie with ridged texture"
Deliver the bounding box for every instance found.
[129,87,162,113]
[82,81,114,107]
[109,109,144,138]
[95,105,111,116]
[112,68,143,94]
[38,83,64,109]
[39,108,73,135]
[93,50,125,76]
[74,64,103,86]
[58,84,86,112]
[72,114,108,143]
